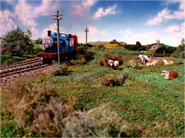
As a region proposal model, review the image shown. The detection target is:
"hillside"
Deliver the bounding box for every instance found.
[88,41,109,46]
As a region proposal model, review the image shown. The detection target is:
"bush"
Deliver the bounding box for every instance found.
[138,46,147,51]
[4,58,14,66]
[102,52,113,59]
[136,41,142,49]
[112,53,124,63]
[1,27,34,56]
[156,46,166,53]
[34,38,42,44]
[48,63,69,76]
[119,72,129,86]
[77,47,86,55]
[2,81,76,137]
[97,58,107,66]
[101,74,120,86]
[109,39,119,44]
[63,104,122,137]
[124,60,143,69]
[166,47,177,53]
[95,44,106,50]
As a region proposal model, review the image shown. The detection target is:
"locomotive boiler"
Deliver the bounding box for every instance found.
[38,30,78,64]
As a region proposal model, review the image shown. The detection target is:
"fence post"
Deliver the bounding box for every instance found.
[163,51,166,57]
[153,52,155,57]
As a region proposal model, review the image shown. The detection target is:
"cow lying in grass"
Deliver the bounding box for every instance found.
[161,70,178,79]
[146,60,158,66]
[106,59,120,70]
[138,54,151,64]
[162,59,174,65]
[146,59,174,66]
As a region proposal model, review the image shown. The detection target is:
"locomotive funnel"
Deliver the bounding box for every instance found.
[48,30,51,37]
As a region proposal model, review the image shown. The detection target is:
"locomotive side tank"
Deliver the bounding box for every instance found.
[38,30,78,64]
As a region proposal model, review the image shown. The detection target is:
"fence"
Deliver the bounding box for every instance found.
[152,51,171,57]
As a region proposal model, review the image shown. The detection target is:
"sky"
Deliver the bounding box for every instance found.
[0,0,185,46]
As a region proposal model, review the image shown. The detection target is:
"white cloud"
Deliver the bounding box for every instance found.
[31,27,39,34]
[42,23,62,37]
[140,31,157,39]
[34,0,59,16]
[2,0,13,4]
[119,29,159,44]
[125,29,132,37]
[164,25,180,32]
[73,0,95,16]
[174,1,185,19]
[119,29,132,37]
[89,26,98,35]
[146,8,173,25]
[147,1,185,25]
[0,10,16,32]
[88,26,107,36]
[14,0,59,26]
[94,4,117,18]
[14,0,37,26]
[100,32,107,35]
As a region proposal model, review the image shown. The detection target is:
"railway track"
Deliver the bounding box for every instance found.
[0,57,51,87]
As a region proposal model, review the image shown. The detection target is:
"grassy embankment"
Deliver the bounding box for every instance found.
[1,47,184,137]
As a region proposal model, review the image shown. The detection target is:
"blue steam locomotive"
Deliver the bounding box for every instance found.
[38,30,78,64]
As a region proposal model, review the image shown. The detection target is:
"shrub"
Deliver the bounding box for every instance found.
[112,53,124,64]
[71,57,86,65]
[102,52,113,59]
[101,74,120,86]
[97,58,107,66]
[156,46,166,53]
[48,63,68,76]
[3,82,75,137]
[136,41,142,49]
[77,47,86,55]
[124,60,143,69]
[4,58,14,65]
[1,27,34,56]
[62,104,122,137]
[95,44,106,50]
[34,38,42,44]
[119,72,129,86]
[109,39,119,44]
[166,47,177,53]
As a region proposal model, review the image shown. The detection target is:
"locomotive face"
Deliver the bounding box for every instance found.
[43,36,53,49]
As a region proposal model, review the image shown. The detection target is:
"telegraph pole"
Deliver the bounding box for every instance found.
[52,10,63,64]
[84,27,89,51]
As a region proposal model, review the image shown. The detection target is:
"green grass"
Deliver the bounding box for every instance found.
[0,55,25,66]
[1,50,184,137]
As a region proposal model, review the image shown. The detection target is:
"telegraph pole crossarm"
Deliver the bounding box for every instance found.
[84,27,89,51]
[52,10,63,64]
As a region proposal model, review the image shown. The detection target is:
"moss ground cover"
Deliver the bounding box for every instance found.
[1,50,184,137]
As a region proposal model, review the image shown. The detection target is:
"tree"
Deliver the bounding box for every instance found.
[109,39,118,44]
[156,46,166,53]
[166,47,177,53]
[1,27,34,56]
[34,38,42,44]
[136,41,142,48]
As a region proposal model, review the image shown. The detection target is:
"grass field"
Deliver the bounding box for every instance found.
[105,43,124,49]
[1,50,184,137]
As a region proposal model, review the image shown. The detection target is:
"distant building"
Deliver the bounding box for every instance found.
[150,40,161,50]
